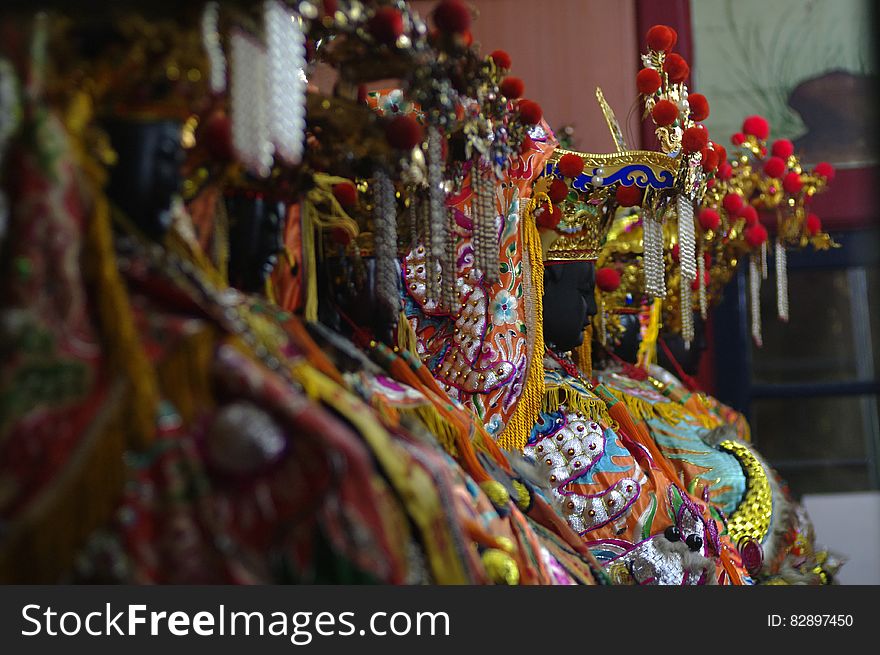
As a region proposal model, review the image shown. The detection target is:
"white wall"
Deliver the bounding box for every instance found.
[801,491,880,585]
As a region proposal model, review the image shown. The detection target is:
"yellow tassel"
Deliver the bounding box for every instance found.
[396,310,420,358]
[155,326,218,428]
[80,155,158,453]
[497,199,546,451]
[399,404,460,456]
[637,298,662,369]
[0,384,128,583]
[300,174,362,322]
[573,325,593,377]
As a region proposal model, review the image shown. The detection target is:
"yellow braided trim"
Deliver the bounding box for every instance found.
[720,440,773,544]
[496,199,546,451]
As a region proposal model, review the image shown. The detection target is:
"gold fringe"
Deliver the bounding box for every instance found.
[607,387,685,426]
[573,325,593,377]
[396,310,420,359]
[399,404,460,457]
[542,384,614,427]
[496,199,546,451]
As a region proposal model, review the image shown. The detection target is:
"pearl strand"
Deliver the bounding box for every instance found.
[264,0,306,166]
[776,238,789,322]
[230,30,272,177]
[760,239,768,279]
[750,256,763,347]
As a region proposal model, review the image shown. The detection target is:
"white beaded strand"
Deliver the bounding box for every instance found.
[201,2,227,94]
[776,238,789,322]
[230,31,273,177]
[749,255,763,347]
[264,0,307,165]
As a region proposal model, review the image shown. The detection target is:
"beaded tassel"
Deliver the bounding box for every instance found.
[698,240,708,319]
[406,194,420,252]
[749,256,763,347]
[201,2,226,94]
[264,0,306,166]
[680,267,694,346]
[643,210,666,298]
[230,31,272,177]
[426,126,446,307]
[776,238,789,322]
[677,195,697,285]
[442,206,458,310]
[472,162,499,284]
[760,239,768,279]
[373,170,400,318]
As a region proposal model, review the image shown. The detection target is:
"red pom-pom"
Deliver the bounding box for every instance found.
[202,111,234,161]
[596,267,621,292]
[616,184,642,207]
[646,25,677,52]
[536,203,561,230]
[385,114,424,150]
[490,50,512,70]
[731,132,745,146]
[330,227,352,246]
[700,146,719,171]
[433,0,471,34]
[713,143,727,165]
[739,205,759,227]
[500,76,525,99]
[742,115,770,140]
[651,99,679,126]
[783,171,803,194]
[548,178,569,204]
[636,68,662,95]
[814,161,835,181]
[518,99,543,125]
[689,93,710,122]
[682,125,709,154]
[771,139,794,159]
[663,53,690,83]
[698,207,720,231]
[717,162,733,181]
[806,213,822,235]
[745,224,768,248]
[332,181,358,209]
[368,7,405,44]
[557,153,585,178]
[763,156,786,179]
[322,0,338,16]
[723,193,744,215]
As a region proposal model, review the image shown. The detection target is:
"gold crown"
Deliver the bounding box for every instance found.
[534,144,681,263]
